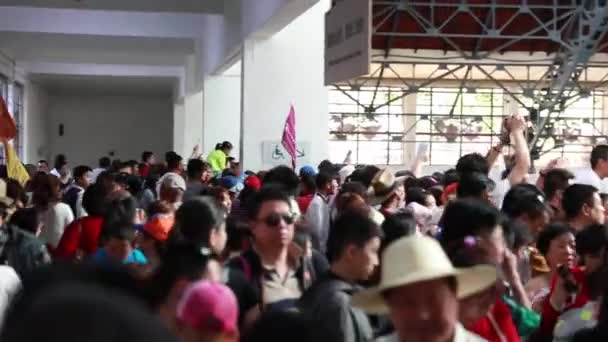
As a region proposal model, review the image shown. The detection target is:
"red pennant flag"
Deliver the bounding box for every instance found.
[0,96,16,140]
[281,105,297,169]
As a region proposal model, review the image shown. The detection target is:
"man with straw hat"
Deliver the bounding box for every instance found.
[353,235,497,342]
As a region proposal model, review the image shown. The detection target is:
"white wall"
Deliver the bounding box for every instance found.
[24,81,50,163]
[241,0,329,171]
[48,94,173,166]
[203,75,241,159]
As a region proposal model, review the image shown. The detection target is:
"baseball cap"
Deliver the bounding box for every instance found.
[220,176,244,194]
[162,173,186,192]
[299,166,316,177]
[142,214,175,242]
[176,281,238,335]
[244,175,261,191]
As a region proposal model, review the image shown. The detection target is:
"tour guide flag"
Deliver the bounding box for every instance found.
[281,105,297,169]
[0,96,16,140]
[0,96,29,186]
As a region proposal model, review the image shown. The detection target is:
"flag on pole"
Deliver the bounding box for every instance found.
[0,96,16,140]
[281,105,297,169]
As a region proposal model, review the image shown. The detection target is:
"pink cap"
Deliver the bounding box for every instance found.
[176,281,238,335]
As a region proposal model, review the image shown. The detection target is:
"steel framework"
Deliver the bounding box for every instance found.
[332,0,608,164]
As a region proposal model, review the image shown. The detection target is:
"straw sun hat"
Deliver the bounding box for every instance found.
[353,235,497,315]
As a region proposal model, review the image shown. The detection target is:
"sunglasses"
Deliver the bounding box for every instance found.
[261,212,296,227]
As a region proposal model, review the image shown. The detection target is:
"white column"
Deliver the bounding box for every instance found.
[240,0,330,171]
[173,101,185,155]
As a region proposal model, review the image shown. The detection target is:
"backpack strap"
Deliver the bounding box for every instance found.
[239,254,253,281]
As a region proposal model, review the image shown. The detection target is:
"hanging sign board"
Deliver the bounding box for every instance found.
[262,141,311,167]
[324,0,371,85]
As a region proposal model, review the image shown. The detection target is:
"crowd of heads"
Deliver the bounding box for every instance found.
[4,139,608,341]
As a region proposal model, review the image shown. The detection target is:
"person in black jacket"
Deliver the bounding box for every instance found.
[227,186,327,326]
[299,209,383,342]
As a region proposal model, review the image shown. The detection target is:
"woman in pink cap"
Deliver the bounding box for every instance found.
[176,280,239,342]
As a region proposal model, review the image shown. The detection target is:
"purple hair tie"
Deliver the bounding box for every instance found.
[463,236,477,248]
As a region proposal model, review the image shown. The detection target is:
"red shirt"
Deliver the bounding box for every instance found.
[53,216,104,260]
[140,164,150,178]
[467,298,521,342]
[297,194,314,214]
[540,266,590,337]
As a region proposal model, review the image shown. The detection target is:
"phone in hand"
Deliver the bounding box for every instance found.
[557,265,579,294]
[499,118,511,145]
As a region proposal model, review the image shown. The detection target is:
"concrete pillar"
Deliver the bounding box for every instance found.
[240,0,329,171]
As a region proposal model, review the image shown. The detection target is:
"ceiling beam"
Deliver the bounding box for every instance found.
[0,6,216,38]
[0,0,224,14]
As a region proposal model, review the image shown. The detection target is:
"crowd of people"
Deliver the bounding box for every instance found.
[1,115,608,341]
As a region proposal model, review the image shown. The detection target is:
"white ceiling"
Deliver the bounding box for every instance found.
[30,74,177,96]
[1,32,193,66]
[0,0,225,13]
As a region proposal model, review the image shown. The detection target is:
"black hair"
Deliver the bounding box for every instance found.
[562,184,598,219]
[576,224,608,257]
[315,172,336,190]
[216,141,233,151]
[502,184,547,220]
[327,210,383,263]
[226,216,250,254]
[263,165,300,195]
[317,160,334,174]
[428,186,444,206]
[348,166,380,188]
[113,172,130,188]
[98,157,111,169]
[591,145,608,169]
[300,173,316,193]
[148,240,211,307]
[73,165,92,180]
[99,195,137,244]
[543,168,575,201]
[172,197,226,247]
[105,223,137,242]
[82,183,107,217]
[440,199,502,247]
[457,172,495,199]
[5,178,27,205]
[536,223,574,256]
[395,170,415,178]
[405,186,429,206]
[1,282,176,342]
[502,218,533,251]
[126,175,144,196]
[246,185,291,220]
[338,181,368,200]
[165,152,183,171]
[38,160,48,166]
[186,159,207,179]
[456,153,489,176]
[53,154,67,170]
[9,208,40,234]
[380,211,416,252]
[444,168,459,186]
[417,176,440,189]
[142,151,154,163]
[432,172,445,185]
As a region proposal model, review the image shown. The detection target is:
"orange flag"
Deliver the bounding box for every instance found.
[0,96,16,140]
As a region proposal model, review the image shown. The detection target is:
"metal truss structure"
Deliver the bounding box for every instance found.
[332,0,608,165]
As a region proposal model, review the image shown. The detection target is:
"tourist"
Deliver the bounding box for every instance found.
[562,184,605,231]
[62,165,93,218]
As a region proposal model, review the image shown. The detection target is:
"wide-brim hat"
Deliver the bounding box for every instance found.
[352,235,497,315]
[367,169,405,206]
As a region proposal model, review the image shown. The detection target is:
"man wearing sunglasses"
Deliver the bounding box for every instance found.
[228,186,324,326]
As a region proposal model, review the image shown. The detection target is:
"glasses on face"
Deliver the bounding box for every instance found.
[260,212,296,227]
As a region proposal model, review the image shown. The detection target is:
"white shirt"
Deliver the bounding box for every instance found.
[0,266,20,332]
[488,167,511,209]
[39,202,74,248]
[305,193,331,253]
[376,323,487,342]
[574,168,608,193]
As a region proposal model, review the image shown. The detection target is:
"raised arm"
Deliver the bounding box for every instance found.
[507,115,530,185]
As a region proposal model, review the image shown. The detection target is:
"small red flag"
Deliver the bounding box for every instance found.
[0,96,16,140]
[281,105,297,169]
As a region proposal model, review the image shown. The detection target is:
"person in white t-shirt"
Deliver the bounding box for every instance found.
[574,144,608,193]
[33,174,74,249]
